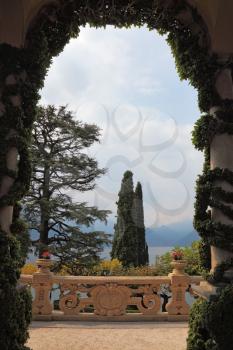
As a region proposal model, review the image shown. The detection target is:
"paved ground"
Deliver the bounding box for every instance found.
[28,322,189,350]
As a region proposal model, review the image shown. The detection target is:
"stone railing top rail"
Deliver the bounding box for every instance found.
[53,275,171,284]
[20,274,203,284]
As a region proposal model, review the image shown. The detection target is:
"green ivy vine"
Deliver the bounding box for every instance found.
[0,2,226,212]
[193,103,233,259]
[0,0,231,273]
[0,1,232,349]
[207,258,233,285]
[187,286,233,350]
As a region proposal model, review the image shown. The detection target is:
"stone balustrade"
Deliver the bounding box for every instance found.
[19,259,203,321]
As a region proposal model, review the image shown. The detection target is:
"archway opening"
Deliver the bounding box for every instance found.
[37,24,203,264]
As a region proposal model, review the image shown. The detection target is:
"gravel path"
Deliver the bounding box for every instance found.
[28,322,188,350]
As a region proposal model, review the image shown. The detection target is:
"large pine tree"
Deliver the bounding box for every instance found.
[111,171,149,267]
[23,105,110,273]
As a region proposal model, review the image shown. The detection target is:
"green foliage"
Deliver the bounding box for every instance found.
[193,154,233,253]
[198,239,211,271]
[90,260,159,276]
[19,0,233,277]
[182,242,205,275]
[11,203,31,263]
[111,173,148,267]
[53,231,110,275]
[155,251,173,275]
[192,114,212,151]
[11,218,31,264]
[192,105,233,152]
[0,44,33,210]
[187,298,211,350]
[192,101,233,273]
[205,286,233,349]
[0,1,231,348]
[111,170,138,267]
[207,258,233,285]
[0,234,31,350]
[24,0,227,116]
[23,105,110,270]
[156,241,206,276]
[187,286,233,350]
[133,182,149,266]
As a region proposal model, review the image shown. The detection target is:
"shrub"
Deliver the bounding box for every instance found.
[93,259,123,275]
[187,286,233,350]
[0,234,32,350]
[21,263,37,275]
[92,259,159,276]
[156,242,206,276]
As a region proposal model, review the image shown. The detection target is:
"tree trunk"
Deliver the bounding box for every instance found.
[40,164,50,246]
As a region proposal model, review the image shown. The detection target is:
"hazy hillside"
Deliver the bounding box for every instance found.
[28,219,199,253]
[84,219,199,247]
[175,230,199,246]
[146,220,198,247]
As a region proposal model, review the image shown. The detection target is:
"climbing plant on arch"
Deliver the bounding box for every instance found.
[0,1,233,349]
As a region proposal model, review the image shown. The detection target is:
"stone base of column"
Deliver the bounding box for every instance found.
[223,267,233,281]
[192,280,231,301]
[211,246,233,271]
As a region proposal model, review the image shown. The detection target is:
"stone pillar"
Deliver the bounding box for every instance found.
[210,67,233,270]
[0,48,31,235]
[32,259,54,316]
[0,2,30,234]
[166,260,190,315]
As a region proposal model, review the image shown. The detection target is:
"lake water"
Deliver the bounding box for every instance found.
[102,246,173,265]
[28,246,173,264]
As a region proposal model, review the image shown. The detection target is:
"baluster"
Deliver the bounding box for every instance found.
[166,260,190,315]
[32,259,54,316]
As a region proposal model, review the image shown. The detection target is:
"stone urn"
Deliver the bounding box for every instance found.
[169,260,187,277]
[36,258,53,274]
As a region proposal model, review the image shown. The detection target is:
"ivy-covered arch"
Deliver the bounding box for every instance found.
[1,1,233,349]
[0,0,224,246]
[5,0,233,268]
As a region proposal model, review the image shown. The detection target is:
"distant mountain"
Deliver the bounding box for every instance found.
[146,222,199,247]
[167,220,194,235]
[28,219,199,253]
[146,226,176,247]
[175,230,199,246]
[86,219,199,247]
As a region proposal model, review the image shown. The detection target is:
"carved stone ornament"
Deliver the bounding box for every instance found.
[91,283,132,316]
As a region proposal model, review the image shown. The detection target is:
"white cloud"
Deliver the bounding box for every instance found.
[70,107,203,227]
[40,25,203,228]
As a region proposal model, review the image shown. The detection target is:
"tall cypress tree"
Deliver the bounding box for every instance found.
[133,182,149,266]
[111,172,149,267]
[111,171,137,267]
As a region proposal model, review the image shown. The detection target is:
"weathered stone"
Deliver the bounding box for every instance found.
[32,259,54,316]
[20,260,201,320]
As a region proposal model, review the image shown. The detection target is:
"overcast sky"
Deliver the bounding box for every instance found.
[40,25,203,229]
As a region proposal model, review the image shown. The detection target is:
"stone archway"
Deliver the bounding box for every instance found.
[1,0,233,277]
[1,1,233,349]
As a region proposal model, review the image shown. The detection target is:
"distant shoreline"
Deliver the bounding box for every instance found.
[102,246,173,265]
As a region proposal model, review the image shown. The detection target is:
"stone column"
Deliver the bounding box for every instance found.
[0,47,32,235]
[32,259,54,317]
[0,2,31,234]
[166,260,190,315]
[210,67,233,270]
